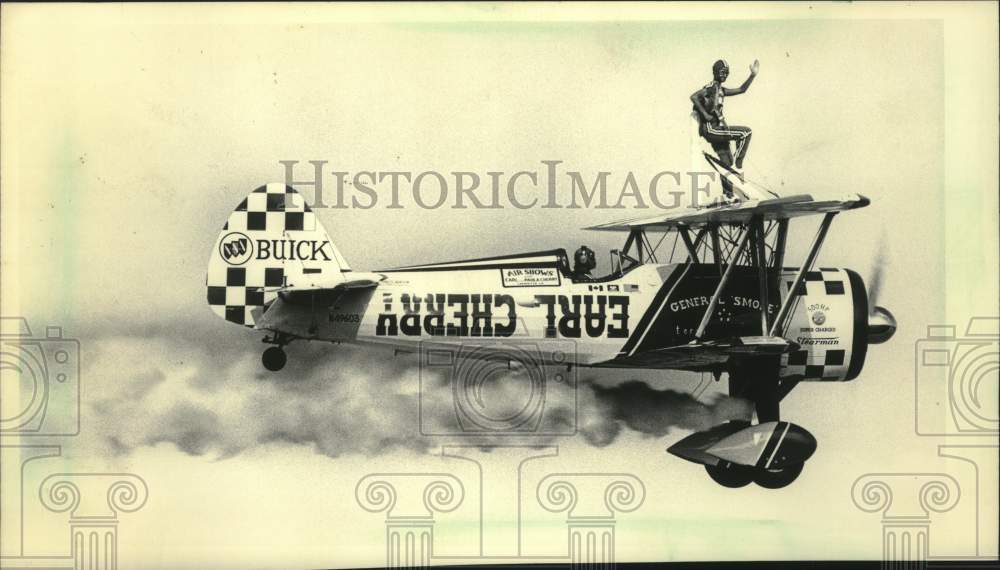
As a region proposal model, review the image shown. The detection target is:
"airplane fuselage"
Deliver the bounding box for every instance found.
[264,260,866,381]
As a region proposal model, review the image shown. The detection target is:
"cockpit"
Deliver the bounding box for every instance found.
[557,242,644,284]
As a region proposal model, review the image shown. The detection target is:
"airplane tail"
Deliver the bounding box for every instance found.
[205,183,350,327]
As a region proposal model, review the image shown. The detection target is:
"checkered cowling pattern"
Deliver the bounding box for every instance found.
[779,267,852,381]
[782,267,846,297]
[780,347,846,380]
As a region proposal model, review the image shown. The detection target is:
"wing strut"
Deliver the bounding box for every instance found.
[769,212,837,337]
[753,216,770,335]
[710,223,723,276]
[694,228,752,340]
[678,227,700,263]
[771,218,789,271]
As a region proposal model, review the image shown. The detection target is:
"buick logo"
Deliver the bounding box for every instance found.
[811,311,826,326]
[219,232,253,266]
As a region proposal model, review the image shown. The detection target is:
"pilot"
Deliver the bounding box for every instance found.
[572,245,597,280]
[690,59,759,198]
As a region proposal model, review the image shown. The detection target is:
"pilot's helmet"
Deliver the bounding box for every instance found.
[574,245,596,273]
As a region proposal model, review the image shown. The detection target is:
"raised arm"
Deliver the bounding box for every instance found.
[723,59,759,96]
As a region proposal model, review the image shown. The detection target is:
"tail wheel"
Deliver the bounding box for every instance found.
[753,462,804,489]
[262,346,287,372]
[705,462,754,488]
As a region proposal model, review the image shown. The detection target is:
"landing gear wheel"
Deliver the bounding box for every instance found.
[753,462,804,489]
[262,346,287,371]
[705,462,754,488]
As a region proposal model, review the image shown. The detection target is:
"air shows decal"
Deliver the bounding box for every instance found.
[501,267,561,287]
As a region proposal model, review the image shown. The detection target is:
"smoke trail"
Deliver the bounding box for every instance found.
[79,321,751,459]
[582,380,753,445]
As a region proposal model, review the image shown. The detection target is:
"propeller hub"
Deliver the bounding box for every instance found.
[868,306,897,344]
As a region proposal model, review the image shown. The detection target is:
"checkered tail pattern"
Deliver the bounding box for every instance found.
[206,183,346,328]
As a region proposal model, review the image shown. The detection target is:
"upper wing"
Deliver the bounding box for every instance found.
[585,194,870,232]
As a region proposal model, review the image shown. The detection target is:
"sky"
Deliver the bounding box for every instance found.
[2,3,998,568]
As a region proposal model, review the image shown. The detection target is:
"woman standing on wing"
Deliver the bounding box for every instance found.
[691,59,759,197]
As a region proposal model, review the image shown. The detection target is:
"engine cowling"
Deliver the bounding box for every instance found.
[778,268,890,381]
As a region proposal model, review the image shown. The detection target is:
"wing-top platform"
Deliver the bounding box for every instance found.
[584,194,869,232]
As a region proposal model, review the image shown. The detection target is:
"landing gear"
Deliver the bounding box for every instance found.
[729,356,782,423]
[724,356,807,489]
[705,461,804,489]
[261,332,293,372]
[667,359,818,489]
[753,462,804,489]
[705,462,754,488]
[262,346,287,371]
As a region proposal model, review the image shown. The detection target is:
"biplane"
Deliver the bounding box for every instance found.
[205,163,896,489]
